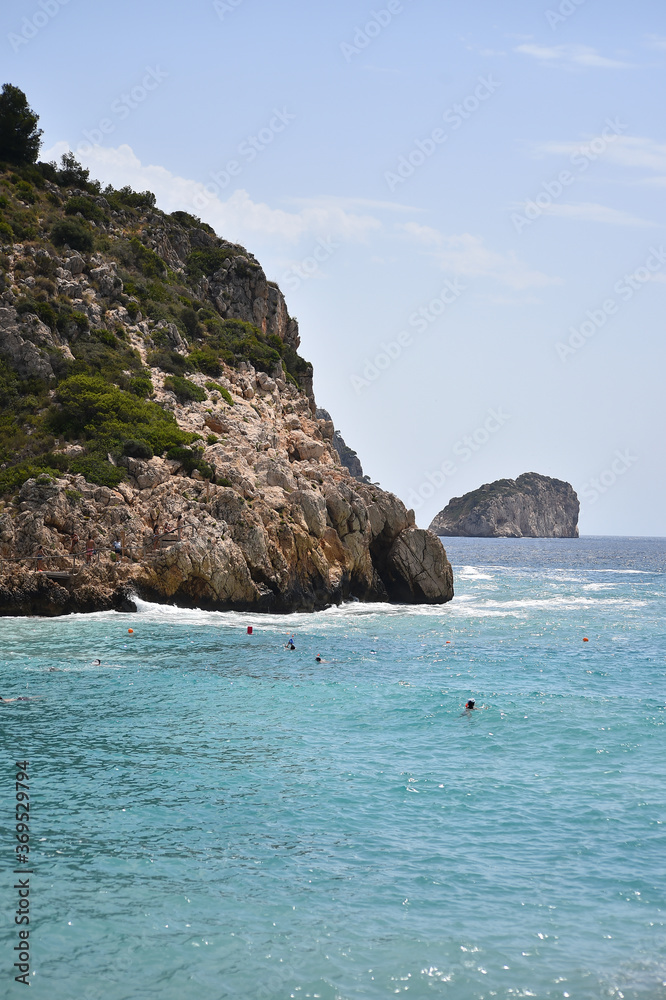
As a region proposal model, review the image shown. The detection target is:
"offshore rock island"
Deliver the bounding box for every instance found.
[0,115,452,615]
[429,473,579,538]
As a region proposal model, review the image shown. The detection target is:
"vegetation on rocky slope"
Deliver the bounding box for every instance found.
[0,86,311,496]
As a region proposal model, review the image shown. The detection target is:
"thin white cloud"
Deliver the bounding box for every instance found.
[286,194,419,214]
[43,141,382,246]
[645,35,666,51]
[515,43,633,69]
[399,222,442,245]
[399,224,561,290]
[534,134,666,191]
[537,136,666,172]
[488,294,545,306]
[535,202,658,227]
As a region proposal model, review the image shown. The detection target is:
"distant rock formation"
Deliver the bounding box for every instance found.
[428,473,579,538]
[316,408,368,481]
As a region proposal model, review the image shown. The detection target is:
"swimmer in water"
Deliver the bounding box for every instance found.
[1,696,32,702]
[285,636,296,650]
[315,654,329,663]
[460,699,477,716]
[92,659,102,666]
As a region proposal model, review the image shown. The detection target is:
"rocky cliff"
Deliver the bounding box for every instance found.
[315,408,368,482]
[428,473,579,538]
[0,156,453,615]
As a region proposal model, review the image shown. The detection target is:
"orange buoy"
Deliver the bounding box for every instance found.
[446,641,451,644]
[128,628,134,634]
[583,637,589,642]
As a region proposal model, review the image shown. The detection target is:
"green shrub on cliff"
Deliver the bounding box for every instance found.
[129,237,165,278]
[127,372,154,398]
[51,218,94,252]
[123,438,153,459]
[69,329,149,391]
[65,195,105,223]
[69,455,126,488]
[204,381,234,405]
[185,247,233,282]
[167,445,213,479]
[188,347,221,376]
[0,462,61,495]
[164,376,206,404]
[146,349,191,375]
[169,210,214,234]
[52,375,195,456]
[104,186,156,211]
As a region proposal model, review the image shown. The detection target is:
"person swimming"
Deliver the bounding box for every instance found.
[1,696,32,702]
[459,699,478,716]
[315,654,322,663]
[92,658,102,666]
[285,635,296,650]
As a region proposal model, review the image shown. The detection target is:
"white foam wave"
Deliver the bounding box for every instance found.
[127,596,457,631]
[588,568,659,575]
[455,565,494,581]
[476,596,646,610]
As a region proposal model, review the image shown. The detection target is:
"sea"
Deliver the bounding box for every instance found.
[1,536,665,1000]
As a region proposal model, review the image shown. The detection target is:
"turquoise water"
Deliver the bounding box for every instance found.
[1,537,665,1000]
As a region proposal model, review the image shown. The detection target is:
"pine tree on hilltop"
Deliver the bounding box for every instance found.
[0,84,43,165]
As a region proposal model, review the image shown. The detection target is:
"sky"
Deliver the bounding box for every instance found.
[2,0,665,535]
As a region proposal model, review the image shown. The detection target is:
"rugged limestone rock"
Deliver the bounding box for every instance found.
[316,408,368,481]
[429,473,579,538]
[0,226,453,615]
[0,432,453,613]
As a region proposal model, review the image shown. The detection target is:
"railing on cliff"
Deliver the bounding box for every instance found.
[0,531,187,578]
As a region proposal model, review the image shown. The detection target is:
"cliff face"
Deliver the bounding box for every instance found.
[428,473,579,538]
[0,165,453,615]
[0,381,453,614]
[315,408,368,482]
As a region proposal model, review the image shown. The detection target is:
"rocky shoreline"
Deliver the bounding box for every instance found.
[0,449,453,616]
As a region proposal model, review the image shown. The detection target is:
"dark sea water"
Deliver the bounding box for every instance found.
[1,536,665,999]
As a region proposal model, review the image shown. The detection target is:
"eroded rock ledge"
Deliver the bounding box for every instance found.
[0,371,453,615]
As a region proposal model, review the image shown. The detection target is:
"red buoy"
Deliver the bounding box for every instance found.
[247,626,253,635]
[583,637,589,642]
